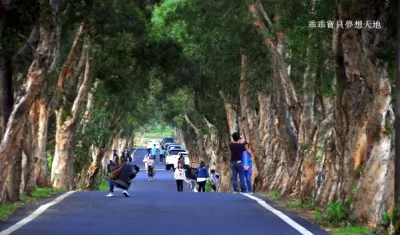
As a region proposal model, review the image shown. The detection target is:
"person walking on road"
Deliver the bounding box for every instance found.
[242,142,253,194]
[151,144,158,162]
[159,146,165,164]
[229,132,247,193]
[196,161,209,192]
[143,149,152,173]
[174,162,186,192]
[186,162,198,192]
[147,155,155,180]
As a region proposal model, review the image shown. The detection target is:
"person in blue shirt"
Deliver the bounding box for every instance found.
[196,161,209,192]
[159,146,165,163]
[242,142,253,194]
[151,144,158,163]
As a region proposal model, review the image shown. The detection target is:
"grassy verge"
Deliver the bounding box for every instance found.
[0,187,66,221]
[331,226,372,235]
[262,190,372,235]
[96,178,109,191]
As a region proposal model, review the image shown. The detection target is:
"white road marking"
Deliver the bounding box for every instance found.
[0,191,76,235]
[241,193,314,235]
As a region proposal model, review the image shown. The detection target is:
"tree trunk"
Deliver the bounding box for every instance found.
[126,130,135,149]
[20,100,39,195]
[0,54,13,136]
[33,22,85,188]
[51,42,93,189]
[335,1,393,224]
[220,91,239,135]
[84,146,106,190]
[34,96,50,187]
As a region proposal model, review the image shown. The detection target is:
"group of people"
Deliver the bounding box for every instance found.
[229,132,253,194]
[172,131,254,194]
[143,144,166,166]
[174,161,220,192]
[104,132,254,197]
[106,147,140,197]
[112,148,133,165]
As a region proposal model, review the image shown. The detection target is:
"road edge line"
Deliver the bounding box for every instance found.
[241,193,314,235]
[0,191,76,235]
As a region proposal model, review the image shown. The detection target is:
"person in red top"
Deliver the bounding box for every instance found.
[229,132,247,193]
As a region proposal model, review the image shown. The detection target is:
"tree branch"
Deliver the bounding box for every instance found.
[255,0,273,28]
[12,25,40,64]
[184,114,199,135]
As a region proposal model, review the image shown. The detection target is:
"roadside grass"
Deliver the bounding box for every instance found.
[96,178,109,191]
[0,187,66,221]
[205,181,212,192]
[286,199,313,209]
[265,190,281,200]
[331,226,372,235]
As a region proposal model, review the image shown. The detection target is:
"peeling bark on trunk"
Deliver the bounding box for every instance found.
[336,2,393,223]
[34,96,50,187]
[238,51,269,192]
[33,22,85,189]
[298,49,317,200]
[51,42,93,189]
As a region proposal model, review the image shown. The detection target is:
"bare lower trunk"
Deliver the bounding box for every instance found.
[34,96,50,187]
[20,100,39,195]
[126,131,135,149]
[6,126,24,202]
[84,145,106,189]
[139,129,145,146]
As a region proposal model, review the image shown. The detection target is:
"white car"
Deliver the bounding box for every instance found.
[164,145,182,157]
[165,149,186,171]
[173,152,190,170]
[167,144,182,151]
[147,140,160,149]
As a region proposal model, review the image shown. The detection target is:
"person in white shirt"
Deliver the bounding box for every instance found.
[143,150,151,173]
[147,156,155,180]
[174,162,186,192]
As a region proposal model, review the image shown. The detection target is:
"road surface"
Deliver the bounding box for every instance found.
[0,148,329,235]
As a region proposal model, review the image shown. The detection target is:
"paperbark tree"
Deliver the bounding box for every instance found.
[51,39,93,189]
[34,22,86,187]
[0,0,59,203]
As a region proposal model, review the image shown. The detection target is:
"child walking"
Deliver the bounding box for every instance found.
[147,155,155,180]
[210,169,220,192]
[174,162,186,192]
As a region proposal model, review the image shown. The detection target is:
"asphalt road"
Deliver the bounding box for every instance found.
[0,148,329,235]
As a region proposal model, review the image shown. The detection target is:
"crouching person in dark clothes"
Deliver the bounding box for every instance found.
[106,160,140,197]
